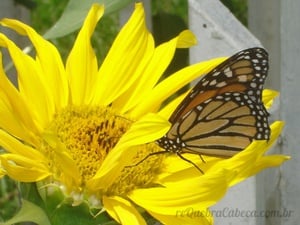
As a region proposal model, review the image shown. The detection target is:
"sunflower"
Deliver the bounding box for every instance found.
[0,3,289,225]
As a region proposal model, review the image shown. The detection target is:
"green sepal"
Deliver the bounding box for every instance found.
[36,183,117,225]
[47,201,118,225]
[1,182,117,225]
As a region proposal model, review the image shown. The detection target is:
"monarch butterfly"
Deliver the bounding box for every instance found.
[133,47,270,173]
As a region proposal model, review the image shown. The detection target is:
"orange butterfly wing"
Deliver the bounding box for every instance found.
[158,47,270,156]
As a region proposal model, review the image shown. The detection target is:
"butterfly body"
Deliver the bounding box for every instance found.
[157,47,270,160]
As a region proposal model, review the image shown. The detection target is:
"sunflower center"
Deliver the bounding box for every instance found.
[47,105,132,184]
[45,105,165,199]
[105,142,165,196]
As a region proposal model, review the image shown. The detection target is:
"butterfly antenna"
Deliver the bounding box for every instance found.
[125,151,167,168]
[176,152,204,174]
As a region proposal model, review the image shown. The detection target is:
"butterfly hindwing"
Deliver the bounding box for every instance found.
[165,92,270,157]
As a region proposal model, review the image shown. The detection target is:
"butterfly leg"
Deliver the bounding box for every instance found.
[199,155,206,163]
[176,152,204,174]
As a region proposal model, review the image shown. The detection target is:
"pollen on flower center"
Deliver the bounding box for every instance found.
[43,105,166,200]
[46,105,132,186]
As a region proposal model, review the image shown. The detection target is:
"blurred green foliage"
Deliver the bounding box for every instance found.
[31,0,119,62]
[221,0,248,25]
[152,0,188,23]
[0,176,20,222]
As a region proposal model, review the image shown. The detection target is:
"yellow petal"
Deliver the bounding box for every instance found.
[115,30,196,114]
[0,18,68,111]
[0,130,45,160]
[0,34,50,128]
[42,132,81,188]
[158,91,188,119]
[176,30,198,48]
[103,195,146,225]
[66,4,103,105]
[0,92,36,145]
[0,54,40,145]
[0,154,51,182]
[116,113,170,147]
[249,155,290,175]
[158,154,207,181]
[262,89,279,109]
[129,169,232,215]
[91,3,154,106]
[131,57,227,118]
[0,129,51,182]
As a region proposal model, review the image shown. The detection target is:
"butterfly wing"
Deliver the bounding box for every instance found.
[166,92,270,156]
[169,47,269,124]
[158,47,270,156]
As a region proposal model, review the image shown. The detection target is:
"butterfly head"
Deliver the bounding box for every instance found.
[156,135,185,153]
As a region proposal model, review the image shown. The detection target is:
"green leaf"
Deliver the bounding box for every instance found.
[43,0,135,39]
[20,182,45,207]
[49,202,118,225]
[35,185,117,225]
[0,200,51,225]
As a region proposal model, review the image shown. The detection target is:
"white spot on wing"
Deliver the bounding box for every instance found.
[238,75,248,82]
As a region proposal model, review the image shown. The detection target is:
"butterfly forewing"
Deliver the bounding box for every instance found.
[169,48,268,124]
[158,47,270,158]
